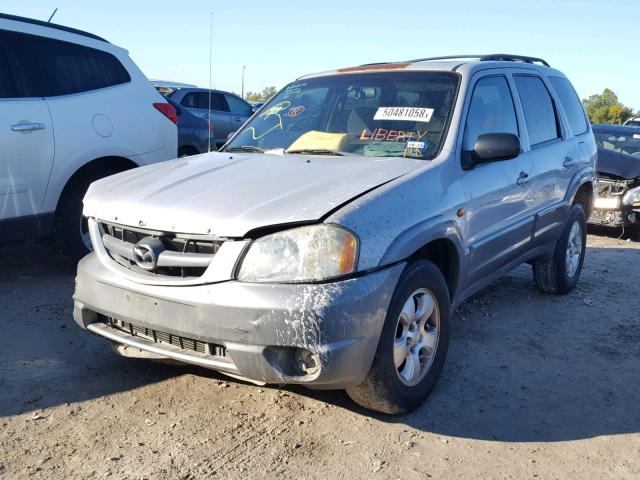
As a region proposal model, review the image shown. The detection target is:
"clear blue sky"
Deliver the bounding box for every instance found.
[5,1,639,110]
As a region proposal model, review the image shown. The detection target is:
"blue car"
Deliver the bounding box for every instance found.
[591,124,640,233]
[168,99,216,157]
[167,88,252,147]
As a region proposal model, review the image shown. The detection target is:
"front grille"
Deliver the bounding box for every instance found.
[99,221,223,278]
[100,315,227,357]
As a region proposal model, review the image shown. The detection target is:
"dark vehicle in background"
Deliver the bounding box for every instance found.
[151,79,197,97]
[167,88,252,147]
[168,99,216,157]
[591,124,640,236]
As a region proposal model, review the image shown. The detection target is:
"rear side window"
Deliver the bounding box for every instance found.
[224,94,252,116]
[0,47,16,98]
[463,75,519,151]
[181,92,230,112]
[549,77,588,135]
[513,75,561,147]
[0,29,130,97]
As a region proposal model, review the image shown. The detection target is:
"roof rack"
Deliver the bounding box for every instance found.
[406,54,550,67]
[0,13,109,43]
[480,54,550,67]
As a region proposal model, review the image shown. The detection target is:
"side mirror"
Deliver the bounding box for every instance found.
[462,133,521,170]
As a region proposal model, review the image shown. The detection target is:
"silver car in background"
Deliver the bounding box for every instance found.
[73,54,596,414]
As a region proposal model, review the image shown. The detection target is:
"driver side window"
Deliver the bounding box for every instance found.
[463,76,519,151]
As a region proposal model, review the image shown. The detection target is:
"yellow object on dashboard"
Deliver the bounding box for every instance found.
[287,131,349,152]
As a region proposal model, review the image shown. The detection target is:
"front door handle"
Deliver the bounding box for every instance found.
[517,171,531,186]
[11,122,45,132]
[232,116,241,122]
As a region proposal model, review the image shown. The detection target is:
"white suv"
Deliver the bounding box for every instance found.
[0,14,177,261]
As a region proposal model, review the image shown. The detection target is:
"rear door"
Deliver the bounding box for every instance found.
[181,92,232,145]
[224,93,253,133]
[512,73,583,245]
[459,73,535,285]
[0,40,54,221]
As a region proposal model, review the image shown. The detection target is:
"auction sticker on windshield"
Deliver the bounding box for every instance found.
[374,107,434,123]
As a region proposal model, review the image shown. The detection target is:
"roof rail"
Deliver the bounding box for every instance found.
[406,53,550,67]
[479,54,550,67]
[0,13,109,43]
[406,55,485,63]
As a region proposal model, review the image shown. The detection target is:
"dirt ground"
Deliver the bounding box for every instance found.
[1,229,639,479]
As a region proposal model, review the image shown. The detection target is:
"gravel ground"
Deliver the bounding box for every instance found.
[1,231,639,479]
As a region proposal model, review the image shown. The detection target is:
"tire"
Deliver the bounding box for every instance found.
[52,170,120,264]
[346,260,451,415]
[533,203,587,295]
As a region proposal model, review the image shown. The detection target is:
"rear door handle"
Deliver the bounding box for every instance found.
[11,122,45,132]
[232,116,241,122]
[563,156,578,168]
[517,171,531,186]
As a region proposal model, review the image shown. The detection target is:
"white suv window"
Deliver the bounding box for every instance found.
[0,47,16,98]
[0,29,130,97]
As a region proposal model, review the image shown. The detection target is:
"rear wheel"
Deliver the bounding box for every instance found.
[533,204,587,294]
[346,261,450,414]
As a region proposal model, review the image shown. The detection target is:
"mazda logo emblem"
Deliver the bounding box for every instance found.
[132,236,164,271]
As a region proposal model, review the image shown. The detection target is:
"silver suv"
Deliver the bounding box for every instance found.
[73,54,597,414]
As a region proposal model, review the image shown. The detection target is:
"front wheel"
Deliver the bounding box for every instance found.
[533,203,587,295]
[346,260,450,414]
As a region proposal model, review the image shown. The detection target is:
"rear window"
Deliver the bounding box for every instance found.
[0,29,130,97]
[549,77,588,135]
[514,75,561,147]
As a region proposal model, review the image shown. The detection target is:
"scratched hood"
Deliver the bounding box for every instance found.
[83,152,421,237]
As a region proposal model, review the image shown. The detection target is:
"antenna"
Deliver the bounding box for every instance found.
[47,8,58,23]
[207,11,213,152]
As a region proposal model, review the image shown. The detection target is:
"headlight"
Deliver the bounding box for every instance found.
[237,224,358,283]
[622,186,640,205]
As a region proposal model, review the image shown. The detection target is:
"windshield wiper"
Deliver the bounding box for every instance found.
[224,145,266,153]
[286,148,345,156]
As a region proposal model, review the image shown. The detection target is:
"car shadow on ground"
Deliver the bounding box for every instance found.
[0,241,183,417]
[1,238,638,444]
[289,240,640,443]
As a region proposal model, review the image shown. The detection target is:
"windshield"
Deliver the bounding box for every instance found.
[226,71,459,160]
[595,131,640,159]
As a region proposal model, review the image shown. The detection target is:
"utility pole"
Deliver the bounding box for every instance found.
[241,65,246,100]
[207,11,213,152]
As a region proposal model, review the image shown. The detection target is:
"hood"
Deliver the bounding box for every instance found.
[84,152,421,237]
[597,147,640,180]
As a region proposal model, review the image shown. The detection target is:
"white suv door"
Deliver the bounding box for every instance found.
[0,48,54,221]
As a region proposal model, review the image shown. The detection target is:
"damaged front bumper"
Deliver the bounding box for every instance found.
[590,176,640,228]
[73,253,404,389]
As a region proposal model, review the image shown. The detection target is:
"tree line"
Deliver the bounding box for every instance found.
[582,89,638,125]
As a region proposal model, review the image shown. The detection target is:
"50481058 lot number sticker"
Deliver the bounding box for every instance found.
[374,107,434,123]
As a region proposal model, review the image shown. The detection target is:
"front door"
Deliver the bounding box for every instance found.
[459,74,535,286]
[0,45,55,221]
